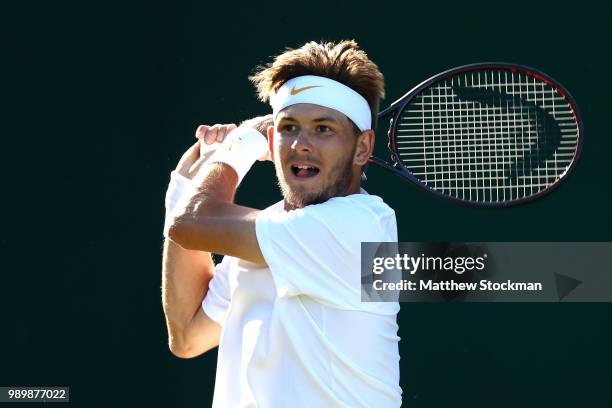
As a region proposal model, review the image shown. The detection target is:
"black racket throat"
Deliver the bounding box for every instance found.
[369,63,583,207]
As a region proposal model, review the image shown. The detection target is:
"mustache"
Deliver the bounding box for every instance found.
[285,154,322,166]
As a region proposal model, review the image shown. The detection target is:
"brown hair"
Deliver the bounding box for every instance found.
[249,40,385,129]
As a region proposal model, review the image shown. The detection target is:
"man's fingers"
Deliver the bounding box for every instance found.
[196,123,238,144]
[215,125,227,143]
[178,120,238,178]
[217,124,237,142]
[204,125,220,145]
[195,125,209,140]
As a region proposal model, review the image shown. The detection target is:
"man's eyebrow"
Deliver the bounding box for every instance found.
[278,116,298,122]
[277,115,340,123]
[313,116,339,123]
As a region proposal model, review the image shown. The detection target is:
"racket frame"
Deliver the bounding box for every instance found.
[370,62,584,207]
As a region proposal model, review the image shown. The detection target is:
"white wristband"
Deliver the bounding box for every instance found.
[205,126,269,184]
[163,171,193,238]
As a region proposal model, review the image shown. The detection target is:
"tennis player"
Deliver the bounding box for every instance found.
[162,40,402,407]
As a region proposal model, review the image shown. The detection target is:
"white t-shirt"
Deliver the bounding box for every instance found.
[202,191,402,408]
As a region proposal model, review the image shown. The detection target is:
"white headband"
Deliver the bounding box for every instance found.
[269,75,372,131]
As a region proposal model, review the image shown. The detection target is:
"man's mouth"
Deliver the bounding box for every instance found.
[290,164,320,178]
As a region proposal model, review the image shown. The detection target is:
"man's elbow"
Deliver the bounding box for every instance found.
[167,217,187,247]
[170,346,202,359]
[167,215,199,250]
[168,341,202,359]
[167,213,218,252]
[168,337,216,359]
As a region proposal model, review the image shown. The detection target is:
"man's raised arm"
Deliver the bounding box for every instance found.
[161,124,237,358]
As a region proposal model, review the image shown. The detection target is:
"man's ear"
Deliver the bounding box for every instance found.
[267,125,275,162]
[354,130,374,166]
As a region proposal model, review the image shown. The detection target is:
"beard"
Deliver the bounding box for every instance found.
[275,143,357,210]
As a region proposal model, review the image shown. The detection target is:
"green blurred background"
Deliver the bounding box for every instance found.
[2,0,611,407]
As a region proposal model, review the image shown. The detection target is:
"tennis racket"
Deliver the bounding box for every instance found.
[369,63,583,207]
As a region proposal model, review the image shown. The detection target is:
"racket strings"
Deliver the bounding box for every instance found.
[396,70,579,202]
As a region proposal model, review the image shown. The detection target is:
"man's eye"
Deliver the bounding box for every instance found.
[316,125,331,133]
[283,124,298,132]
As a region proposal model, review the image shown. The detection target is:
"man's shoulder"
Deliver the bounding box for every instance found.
[307,192,397,242]
[259,193,397,240]
[324,191,395,220]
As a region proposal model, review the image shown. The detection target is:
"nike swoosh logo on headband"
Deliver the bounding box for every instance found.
[290,85,322,95]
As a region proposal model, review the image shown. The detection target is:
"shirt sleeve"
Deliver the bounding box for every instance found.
[255,195,397,309]
[202,256,232,326]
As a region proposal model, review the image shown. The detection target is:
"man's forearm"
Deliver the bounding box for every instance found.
[191,162,239,205]
[167,163,265,264]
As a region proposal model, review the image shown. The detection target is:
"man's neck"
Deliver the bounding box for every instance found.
[282,184,363,211]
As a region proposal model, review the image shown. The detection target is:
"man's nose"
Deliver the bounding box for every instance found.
[290,130,314,152]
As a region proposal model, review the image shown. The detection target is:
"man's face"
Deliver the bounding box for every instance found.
[273,103,361,210]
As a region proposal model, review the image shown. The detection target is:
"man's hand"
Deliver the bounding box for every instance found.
[198,123,238,144]
[175,123,237,179]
